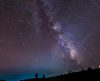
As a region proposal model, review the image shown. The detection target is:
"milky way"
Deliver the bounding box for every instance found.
[0,0,100,80]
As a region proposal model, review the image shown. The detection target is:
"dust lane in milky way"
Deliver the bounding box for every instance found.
[0,0,100,79]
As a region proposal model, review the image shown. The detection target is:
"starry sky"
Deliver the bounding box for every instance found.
[0,0,100,81]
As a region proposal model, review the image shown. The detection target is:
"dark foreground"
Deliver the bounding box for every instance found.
[21,68,100,81]
[0,68,100,81]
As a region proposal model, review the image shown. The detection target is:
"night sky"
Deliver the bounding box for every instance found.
[0,0,100,81]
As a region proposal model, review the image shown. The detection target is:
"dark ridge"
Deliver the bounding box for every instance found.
[20,67,100,81]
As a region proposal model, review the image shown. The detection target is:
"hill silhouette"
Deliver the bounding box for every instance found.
[20,67,100,81]
[0,67,99,81]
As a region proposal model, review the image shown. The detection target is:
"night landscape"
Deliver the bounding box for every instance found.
[0,0,100,81]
